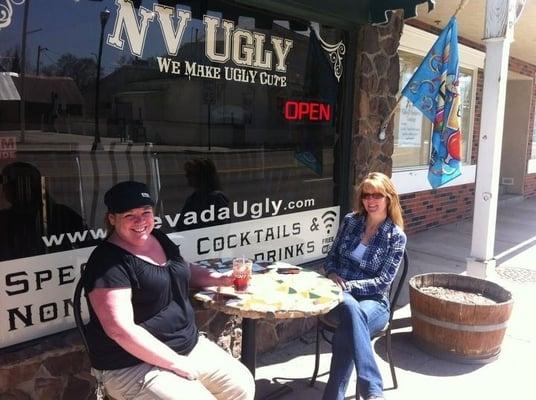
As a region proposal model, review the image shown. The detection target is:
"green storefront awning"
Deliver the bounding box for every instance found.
[234,0,436,29]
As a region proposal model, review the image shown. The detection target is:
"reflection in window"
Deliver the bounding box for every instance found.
[0,0,346,262]
[393,50,473,169]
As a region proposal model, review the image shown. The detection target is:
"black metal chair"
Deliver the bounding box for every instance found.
[73,272,117,400]
[73,272,90,354]
[310,251,409,395]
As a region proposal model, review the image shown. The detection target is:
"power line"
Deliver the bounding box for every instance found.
[45,48,61,57]
[43,52,57,64]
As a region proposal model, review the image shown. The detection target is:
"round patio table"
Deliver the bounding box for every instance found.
[193,260,343,377]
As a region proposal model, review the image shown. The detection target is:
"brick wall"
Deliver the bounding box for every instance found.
[524,174,536,197]
[401,184,475,235]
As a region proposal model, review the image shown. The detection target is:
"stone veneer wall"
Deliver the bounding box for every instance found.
[351,13,403,186]
[0,13,409,400]
[0,302,316,400]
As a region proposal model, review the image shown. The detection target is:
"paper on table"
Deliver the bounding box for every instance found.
[273,261,302,269]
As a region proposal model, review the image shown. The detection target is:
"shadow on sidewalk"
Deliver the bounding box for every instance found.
[255,377,327,400]
[373,332,484,377]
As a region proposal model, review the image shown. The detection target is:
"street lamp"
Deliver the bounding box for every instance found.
[92,8,111,151]
[36,45,48,76]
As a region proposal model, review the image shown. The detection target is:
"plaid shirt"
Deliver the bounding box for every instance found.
[325,212,406,298]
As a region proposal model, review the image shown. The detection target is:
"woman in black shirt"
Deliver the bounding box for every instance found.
[82,181,255,400]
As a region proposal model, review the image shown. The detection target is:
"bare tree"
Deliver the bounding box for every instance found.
[41,53,97,90]
[0,47,21,73]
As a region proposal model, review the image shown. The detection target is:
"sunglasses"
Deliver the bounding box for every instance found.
[362,192,385,200]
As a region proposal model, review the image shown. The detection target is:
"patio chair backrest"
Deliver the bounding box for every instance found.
[386,250,409,322]
[73,268,90,353]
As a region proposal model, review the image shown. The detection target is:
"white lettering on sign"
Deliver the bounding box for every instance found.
[154,5,191,56]
[168,206,339,263]
[0,248,93,348]
[107,0,155,57]
[203,20,294,72]
[232,29,254,66]
[106,0,300,87]
[0,206,339,348]
[270,36,293,73]
[203,16,233,63]
[107,0,294,72]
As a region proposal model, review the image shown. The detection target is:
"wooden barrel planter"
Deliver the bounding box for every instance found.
[409,273,514,364]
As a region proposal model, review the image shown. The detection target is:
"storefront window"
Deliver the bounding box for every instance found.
[0,0,349,347]
[393,50,474,169]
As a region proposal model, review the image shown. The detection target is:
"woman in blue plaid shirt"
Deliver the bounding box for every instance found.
[322,172,406,400]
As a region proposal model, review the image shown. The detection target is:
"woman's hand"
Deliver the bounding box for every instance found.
[216,273,234,287]
[190,264,234,288]
[327,272,348,291]
[169,357,199,380]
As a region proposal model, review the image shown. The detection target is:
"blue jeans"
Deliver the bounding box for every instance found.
[322,292,389,400]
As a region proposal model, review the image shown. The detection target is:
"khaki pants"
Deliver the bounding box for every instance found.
[93,336,255,400]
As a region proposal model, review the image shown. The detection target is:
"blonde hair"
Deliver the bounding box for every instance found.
[354,172,404,230]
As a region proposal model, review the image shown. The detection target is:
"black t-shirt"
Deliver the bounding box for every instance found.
[82,229,198,370]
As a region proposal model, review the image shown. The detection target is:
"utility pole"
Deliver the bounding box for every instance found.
[19,0,31,144]
[36,45,48,75]
[92,8,111,151]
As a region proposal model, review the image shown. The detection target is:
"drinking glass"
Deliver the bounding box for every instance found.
[232,258,252,292]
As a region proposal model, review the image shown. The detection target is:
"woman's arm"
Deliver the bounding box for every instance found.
[325,214,355,290]
[89,288,198,379]
[324,214,352,275]
[189,264,234,288]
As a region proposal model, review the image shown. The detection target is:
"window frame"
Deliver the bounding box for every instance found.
[392,25,484,194]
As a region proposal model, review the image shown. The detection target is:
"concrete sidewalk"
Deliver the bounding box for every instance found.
[255,197,536,400]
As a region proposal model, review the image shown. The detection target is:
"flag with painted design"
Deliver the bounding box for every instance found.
[401,17,462,189]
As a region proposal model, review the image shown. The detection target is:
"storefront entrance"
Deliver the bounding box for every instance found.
[500,74,533,196]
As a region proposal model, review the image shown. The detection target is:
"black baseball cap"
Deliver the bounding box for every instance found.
[104,181,155,213]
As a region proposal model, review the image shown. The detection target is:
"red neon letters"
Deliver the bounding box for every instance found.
[283,100,331,121]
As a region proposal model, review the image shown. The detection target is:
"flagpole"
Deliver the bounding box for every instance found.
[378,0,471,140]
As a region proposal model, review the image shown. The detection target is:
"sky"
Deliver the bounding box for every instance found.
[0,0,203,75]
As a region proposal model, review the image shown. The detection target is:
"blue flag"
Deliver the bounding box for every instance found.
[401,17,462,189]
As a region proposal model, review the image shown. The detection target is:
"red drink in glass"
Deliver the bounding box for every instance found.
[233,276,249,291]
[233,258,252,292]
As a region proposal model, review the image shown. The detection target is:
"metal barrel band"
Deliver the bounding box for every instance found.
[412,310,509,332]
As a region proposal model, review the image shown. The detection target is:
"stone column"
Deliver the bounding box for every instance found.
[352,12,404,197]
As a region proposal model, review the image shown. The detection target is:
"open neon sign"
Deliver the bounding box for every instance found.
[283,100,332,122]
